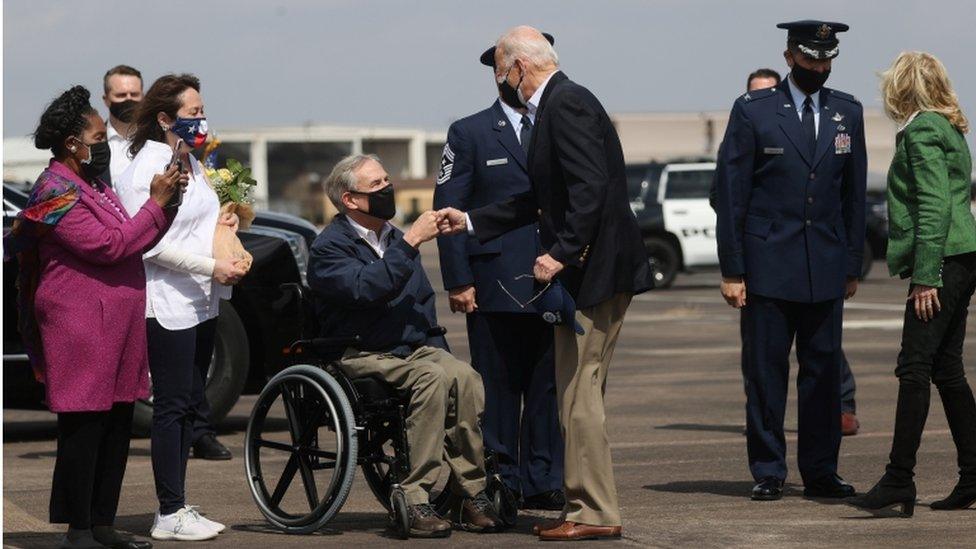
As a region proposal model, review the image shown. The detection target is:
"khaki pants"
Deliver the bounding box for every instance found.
[340,346,487,505]
[554,293,632,526]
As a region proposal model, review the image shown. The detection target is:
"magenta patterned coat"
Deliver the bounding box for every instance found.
[32,161,172,412]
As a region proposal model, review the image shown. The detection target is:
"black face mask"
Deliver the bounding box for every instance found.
[351,184,396,221]
[108,99,139,123]
[790,63,831,95]
[497,65,526,108]
[79,140,111,181]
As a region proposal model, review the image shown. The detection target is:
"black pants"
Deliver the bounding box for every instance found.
[896,253,976,391]
[742,295,843,482]
[190,391,217,444]
[466,312,564,497]
[50,402,134,529]
[147,318,217,514]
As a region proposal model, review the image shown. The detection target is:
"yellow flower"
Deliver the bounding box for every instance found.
[217,168,233,181]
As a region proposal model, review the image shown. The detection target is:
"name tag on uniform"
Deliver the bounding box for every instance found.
[486,158,508,166]
[835,133,852,154]
[763,147,784,155]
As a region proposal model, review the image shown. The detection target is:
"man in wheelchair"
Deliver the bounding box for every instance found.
[307,154,503,538]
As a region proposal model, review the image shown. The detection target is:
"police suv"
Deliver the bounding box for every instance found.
[629,161,718,288]
[629,161,888,288]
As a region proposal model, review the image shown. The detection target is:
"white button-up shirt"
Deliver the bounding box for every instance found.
[116,140,231,330]
[106,120,134,186]
[525,70,559,123]
[787,75,821,138]
[348,216,393,258]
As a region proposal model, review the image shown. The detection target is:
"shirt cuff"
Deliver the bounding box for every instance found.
[465,213,475,235]
[150,246,217,276]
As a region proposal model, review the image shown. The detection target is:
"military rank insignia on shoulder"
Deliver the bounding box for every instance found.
[436,142,455,185]
[827,89,861,105]
[740,87,777,103]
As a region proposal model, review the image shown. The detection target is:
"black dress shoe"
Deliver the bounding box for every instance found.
[522,489,566,511]
[804,474,856,498]
[92,526,153,549]
[751,478,784,501]
[191,433,232,460]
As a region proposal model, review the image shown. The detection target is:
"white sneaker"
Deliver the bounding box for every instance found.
[150,508,219,541]
[185,505,226,533]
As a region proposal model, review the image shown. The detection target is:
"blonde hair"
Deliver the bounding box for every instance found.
[880,51,969,133]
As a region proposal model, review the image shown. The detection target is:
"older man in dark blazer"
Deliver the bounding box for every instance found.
[438,25,653,541]
[433,34,565,511]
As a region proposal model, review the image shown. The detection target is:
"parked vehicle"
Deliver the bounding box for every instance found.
[627,162,888,288]
[3,181,317,434]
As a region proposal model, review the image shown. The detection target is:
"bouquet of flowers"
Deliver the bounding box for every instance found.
[203,137,255,273]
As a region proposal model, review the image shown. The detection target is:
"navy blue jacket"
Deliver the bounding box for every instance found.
[306,214,447,357]
[434,100,542,313]
[715,81,867,303]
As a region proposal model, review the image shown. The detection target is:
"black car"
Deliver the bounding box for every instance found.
[3,181,316,433]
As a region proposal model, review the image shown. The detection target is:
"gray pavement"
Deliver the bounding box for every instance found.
[5,253,976,548]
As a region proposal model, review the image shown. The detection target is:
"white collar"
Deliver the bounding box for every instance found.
[526,70,559,115]
[347,215,391,243]
[787,75,820,112]
[106,119,132,141]
[897,111,921,133]
[498,99,527,129]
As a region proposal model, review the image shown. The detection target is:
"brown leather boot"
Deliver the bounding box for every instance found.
[407,504,451,538]
[457,491,502,532]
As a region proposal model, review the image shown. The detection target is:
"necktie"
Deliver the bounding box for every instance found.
[802,96,816,157]
[520,115,533,154]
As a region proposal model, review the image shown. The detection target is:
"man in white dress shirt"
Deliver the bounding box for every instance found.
[102,65,143,186]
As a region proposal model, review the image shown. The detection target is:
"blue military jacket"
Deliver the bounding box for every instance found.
[306,214,447,357]
[434,100,543,313]
[715,80,867,303]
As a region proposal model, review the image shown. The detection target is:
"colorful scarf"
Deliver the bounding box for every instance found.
[3,166,81,381]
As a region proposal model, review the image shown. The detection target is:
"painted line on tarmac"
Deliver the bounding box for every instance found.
[635,294,907,312]
[609,428,952,449]
[616,338,904,357]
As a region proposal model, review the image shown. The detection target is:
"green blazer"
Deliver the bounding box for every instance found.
[886,111,976,287]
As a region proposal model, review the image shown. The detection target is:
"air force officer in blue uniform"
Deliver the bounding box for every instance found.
[714,21,867,501]
[433,34,565,510]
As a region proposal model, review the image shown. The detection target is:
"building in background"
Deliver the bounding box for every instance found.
[4,110,905,226]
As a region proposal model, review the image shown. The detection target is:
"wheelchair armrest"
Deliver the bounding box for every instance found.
[287,335,361,356]
[426,326,447,337]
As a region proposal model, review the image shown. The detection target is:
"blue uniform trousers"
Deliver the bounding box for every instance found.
[742,294,843,483]
[466,312,563,497]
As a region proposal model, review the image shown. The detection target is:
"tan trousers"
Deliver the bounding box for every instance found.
[340,346,487,505]
[553,293,632,526]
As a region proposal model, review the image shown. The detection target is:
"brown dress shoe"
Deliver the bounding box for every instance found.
[539,521,622,541]
[458,491,502,532]
[533,519,566,535]
[407,504,451,538]
[841,412,860,436]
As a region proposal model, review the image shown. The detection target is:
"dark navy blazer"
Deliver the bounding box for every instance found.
[434,100,542,313]
[306,214,447,357]
[715,80,867,303]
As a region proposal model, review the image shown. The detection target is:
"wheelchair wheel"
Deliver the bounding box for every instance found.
[389,485,411,539]
[245,365,357,534]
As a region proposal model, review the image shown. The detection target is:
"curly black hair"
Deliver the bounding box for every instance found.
[33,85,97,155]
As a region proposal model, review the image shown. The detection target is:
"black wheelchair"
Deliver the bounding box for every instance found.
[244,283,518,537]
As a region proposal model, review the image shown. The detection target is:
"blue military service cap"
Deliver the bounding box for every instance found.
[777,20,849,60]
[480,32,555,67]
[535,281,585,335]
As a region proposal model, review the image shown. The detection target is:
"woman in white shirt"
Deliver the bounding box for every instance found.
[116,74,247,542]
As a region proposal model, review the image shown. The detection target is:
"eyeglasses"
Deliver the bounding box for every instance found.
[496,274,551,309]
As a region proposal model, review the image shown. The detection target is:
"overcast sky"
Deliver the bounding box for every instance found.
[4,0,975,150]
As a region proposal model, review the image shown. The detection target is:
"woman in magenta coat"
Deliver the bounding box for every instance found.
[6,86,185,549]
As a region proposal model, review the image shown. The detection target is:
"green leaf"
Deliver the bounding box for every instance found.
[226,158,243,172]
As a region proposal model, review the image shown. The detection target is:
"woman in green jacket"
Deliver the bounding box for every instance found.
[851,52,976,516]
